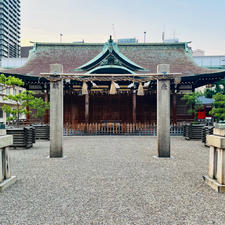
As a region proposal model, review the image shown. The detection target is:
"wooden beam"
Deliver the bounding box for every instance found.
[40,73,182,77]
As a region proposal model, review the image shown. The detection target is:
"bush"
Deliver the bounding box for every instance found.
[181,91,203,121]
[210,93,225,122]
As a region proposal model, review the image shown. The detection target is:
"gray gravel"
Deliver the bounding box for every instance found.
[0,137,224,225]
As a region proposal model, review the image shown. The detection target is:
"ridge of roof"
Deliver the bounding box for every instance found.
[33,42,190,47]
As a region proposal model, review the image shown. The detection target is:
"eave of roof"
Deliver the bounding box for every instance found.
[0,41,220,78]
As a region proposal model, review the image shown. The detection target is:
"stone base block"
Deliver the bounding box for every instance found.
[0,176,17,192]
[0,135,13,149]
[203,176,225,193]
[206,135,225,148]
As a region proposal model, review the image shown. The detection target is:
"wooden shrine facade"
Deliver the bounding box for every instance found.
[1,37,225,133]
[63,84,189,125]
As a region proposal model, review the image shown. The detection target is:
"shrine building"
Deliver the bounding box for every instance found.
[0,37,224,134]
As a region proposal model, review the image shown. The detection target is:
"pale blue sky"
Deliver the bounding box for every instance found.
[21,0,225,55]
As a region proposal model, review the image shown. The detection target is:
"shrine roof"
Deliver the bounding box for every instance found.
[0,41,222,77]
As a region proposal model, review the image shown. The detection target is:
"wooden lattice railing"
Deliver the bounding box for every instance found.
[12,120,186,136]
[64,122,185,136]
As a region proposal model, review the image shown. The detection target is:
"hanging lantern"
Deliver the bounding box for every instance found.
[137,82,144,96]
[82,81,88,95]
[109,81,117,95]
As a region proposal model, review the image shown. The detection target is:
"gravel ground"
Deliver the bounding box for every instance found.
[0,136,224,225]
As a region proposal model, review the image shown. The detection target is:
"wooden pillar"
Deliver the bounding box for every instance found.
[70,89,73,127]
[132,92,136,123]
[85,94,89,123]
[173,93,177,124]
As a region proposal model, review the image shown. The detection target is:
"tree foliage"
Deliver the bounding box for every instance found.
[181,91,203,121]
[29,97,49,119]
[0,73,24,87]
[0,74,49,125]
[210,93,225,122]
[204,79,225,98]
[3,91,34,124]
[2,91,49,124]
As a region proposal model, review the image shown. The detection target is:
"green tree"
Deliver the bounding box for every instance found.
[28,97,49,120]
[0,74,49,125]
[2,91,34,125]
[0,73,24,88]
[210,93,225,122]
[181,91,203,121]
[204,79,225,98]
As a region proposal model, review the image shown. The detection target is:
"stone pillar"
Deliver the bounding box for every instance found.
[132,91,137,123]
[157,64,171,157]
[85,94,89,123]
[0,135,17,191]
[204,128,225,192]
[49,64,64,158]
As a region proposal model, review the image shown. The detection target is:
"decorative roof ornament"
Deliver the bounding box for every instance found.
[75,36,147,74]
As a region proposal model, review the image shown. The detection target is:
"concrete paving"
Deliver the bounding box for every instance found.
[0,137,224,225]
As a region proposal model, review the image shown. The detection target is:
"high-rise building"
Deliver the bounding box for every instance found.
[0,0,20,59]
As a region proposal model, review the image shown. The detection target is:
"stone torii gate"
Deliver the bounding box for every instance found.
[42,64,181,158]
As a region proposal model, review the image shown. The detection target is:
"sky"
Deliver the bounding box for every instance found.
[21,0,225,55]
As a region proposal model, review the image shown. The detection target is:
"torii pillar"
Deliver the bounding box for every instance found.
[49,64,64,158]
[157,64,171,157]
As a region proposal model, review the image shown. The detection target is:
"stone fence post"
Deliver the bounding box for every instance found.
[204,127,225,192]
[0,135,17,191]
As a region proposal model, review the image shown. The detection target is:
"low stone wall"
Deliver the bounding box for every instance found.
[0,135,17,191]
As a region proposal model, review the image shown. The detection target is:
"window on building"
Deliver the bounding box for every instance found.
[0,85,3,94]
[13,88,16,95]
[0,108,3,118]
[6,88,10,95]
